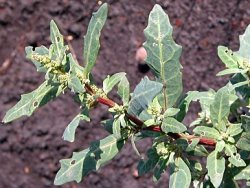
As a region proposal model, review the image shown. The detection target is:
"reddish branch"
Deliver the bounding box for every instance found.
[85,84,216,147]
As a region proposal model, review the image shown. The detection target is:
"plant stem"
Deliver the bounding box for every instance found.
[84,84,216,147]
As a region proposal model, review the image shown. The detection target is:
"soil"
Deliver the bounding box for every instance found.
[0,0,250,187]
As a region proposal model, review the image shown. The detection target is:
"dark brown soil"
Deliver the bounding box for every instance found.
[0,0,249,187]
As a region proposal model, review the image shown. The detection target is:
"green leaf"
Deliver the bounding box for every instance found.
[83,3,108,76]
[193,126,222,140]
[236,25,250,59]
[226,123,243,137]
[169,156,191,188]
[210,87,230,130]
[50,20,65,61]
[144,4,182,108]
[54,134,125,185]
[236,132,250,151]
[161,117,187,133]
[128,76,163,116]
[68,54,85,93]
[25,46,49,72]
[217,68,246,76]
[103,72,126,94]
[62,108,90,142]
[118,76,130,104]
[3,81,63,123]
[206,151,225,188]
[217,46,241,69]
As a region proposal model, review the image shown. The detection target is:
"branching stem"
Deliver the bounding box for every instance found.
[84,84,216,147]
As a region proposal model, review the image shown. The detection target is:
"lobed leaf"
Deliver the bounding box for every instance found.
[83,3,108,76]
[3,81,63,123]
[144,4,182,108]
[54,135,125,185]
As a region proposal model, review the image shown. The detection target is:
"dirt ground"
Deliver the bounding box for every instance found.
[0,0,250,187]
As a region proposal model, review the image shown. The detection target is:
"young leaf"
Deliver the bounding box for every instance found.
[3,81,63,123]
[193,126,222,140]
[226,123,243,137]
[225,144,246,167]
[216,68,246,76]
[144,4,182,108]
[128,76,163,116]
[118,76,130,104]
[54,134,125,185]
[83,3,108,76]
[163,108,180,117]
[217,46,241,69]
[161,117,187,134]
[206,151,225,188]
[169,156,191,188]
[62,108,90,142]
[68,54,85,93]
[236,132,250,151]
[103,72,126,94]
[210,87,230,131]
[25,46,49,72]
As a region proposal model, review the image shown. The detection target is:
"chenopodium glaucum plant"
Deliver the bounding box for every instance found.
[2,3,250,187]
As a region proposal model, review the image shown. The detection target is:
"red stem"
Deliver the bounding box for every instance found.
[85,84,216,147]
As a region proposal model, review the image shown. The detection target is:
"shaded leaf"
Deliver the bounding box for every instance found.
[144,4,182,107]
